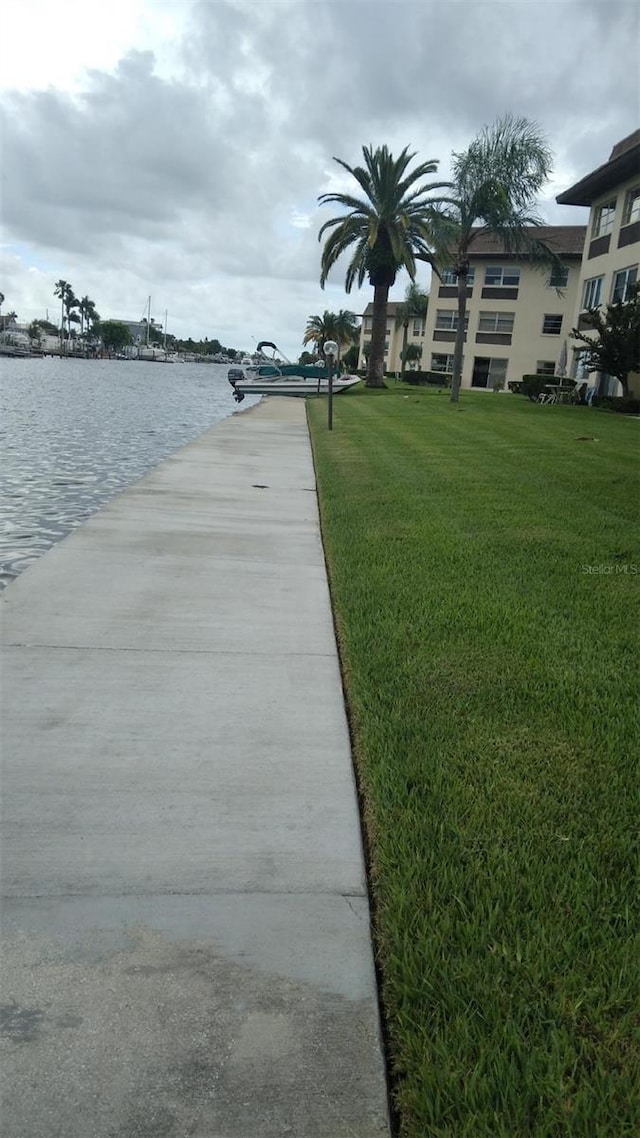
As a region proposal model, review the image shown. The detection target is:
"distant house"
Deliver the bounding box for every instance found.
[556,129,640,396]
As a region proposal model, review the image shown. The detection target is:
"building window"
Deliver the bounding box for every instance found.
[484,266,521,287]
[412,320,425,336]
[364,318,372,331]
[431,353,455,372]
[622,187,640,227]
[441,267,475,286]
[582,276,604,309]
[487,359,508,384]
[478,311,515,333]
[611,265,638,302]
[542,314,563,335]
[536,361,556,375]
[592,200,616,238]
[435,309,468,331]
[548,266,569,288]
[471,357,508,388]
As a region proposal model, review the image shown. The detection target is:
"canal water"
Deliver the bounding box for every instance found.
[0,357,260,588]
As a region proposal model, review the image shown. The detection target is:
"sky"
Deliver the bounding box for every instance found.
[1,0,638,359]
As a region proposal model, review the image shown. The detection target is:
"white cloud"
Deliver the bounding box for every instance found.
[1,0,638,360]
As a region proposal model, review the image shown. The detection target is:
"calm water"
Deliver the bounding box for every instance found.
[0,357,260,588]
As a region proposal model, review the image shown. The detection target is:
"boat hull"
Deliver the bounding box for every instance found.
[231,376,361,399]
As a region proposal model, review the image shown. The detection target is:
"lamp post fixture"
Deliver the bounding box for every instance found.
[323,340,338,430]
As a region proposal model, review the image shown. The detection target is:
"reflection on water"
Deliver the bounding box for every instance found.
[0,357,259,588]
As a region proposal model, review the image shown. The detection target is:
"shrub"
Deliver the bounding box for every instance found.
[403,370,452,387]
[520,374,566,401]
[592,395,640,415]
[520,374,551,400]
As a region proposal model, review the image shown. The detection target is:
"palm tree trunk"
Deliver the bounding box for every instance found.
[367,283,389,387]
[450,268,468,403]
[400,321,409,380]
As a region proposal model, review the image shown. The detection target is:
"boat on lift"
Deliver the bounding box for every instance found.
[227,341,361,402]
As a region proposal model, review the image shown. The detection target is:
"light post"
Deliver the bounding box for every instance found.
[323,340,338,431]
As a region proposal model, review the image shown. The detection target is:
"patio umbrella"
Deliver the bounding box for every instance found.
[556,338,568,378]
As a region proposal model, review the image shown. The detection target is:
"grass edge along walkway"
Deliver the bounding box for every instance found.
[307,387,640,1138]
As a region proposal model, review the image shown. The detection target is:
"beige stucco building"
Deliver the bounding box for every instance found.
[556,129,640,396]
[356,227,586,389]
[422,227,585,389]
[357,301,425,373]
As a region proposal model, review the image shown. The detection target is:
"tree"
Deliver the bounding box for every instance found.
[402,342,423,370]
[303,311,338,355]
[333,309,360,367]
[318,144,445,387]
[78,296,99,340]
[298,350,318,366]
[54,279,73,348]
[342,343,360,372]
[395,282,429,380]
[427,114,558,402]
[571,283,640,398]
[100,320,133,354]
[303,309,358,369]
[31,318,59,336]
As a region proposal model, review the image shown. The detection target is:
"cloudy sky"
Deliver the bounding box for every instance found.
[1,0,638,357]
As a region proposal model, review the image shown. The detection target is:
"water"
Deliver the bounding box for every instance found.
[0,356,260,588]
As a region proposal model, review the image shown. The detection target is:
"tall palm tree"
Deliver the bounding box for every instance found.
[78,295,92,338]
[84,299,100,340]
[427,114,559,403]
[64,290,79,346]
[394,282,429,380]
[54,279,71,348]
[318,145,445,387]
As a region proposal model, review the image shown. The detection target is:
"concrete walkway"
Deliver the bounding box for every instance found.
[0,399,390,1137]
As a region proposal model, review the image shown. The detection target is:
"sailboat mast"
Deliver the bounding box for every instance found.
[146,296,151,346]
[164,310,168,350]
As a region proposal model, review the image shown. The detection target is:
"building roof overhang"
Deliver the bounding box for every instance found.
[466,225,586,259]
[556,132,640,206]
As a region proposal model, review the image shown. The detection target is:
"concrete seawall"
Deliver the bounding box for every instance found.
[0,398,390,1137]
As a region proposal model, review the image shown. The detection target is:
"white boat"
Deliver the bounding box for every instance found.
[228,341,361,402]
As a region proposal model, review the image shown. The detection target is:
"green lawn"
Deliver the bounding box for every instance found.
[307,388,640,1138]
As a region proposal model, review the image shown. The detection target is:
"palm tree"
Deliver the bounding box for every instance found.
[401,342,423,371]
[303,311,338,357]
[54,279,71,347]
[78,295,96,339]
[303,309,359,369]
[64,290,79,347]
[333,309,359,371]
[427,114,559,403]
[85,301,100,346]
[394,282,429,380]
[318,145,445,387]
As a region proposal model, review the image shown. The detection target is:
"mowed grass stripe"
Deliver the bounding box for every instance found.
[307,388,639,1137]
